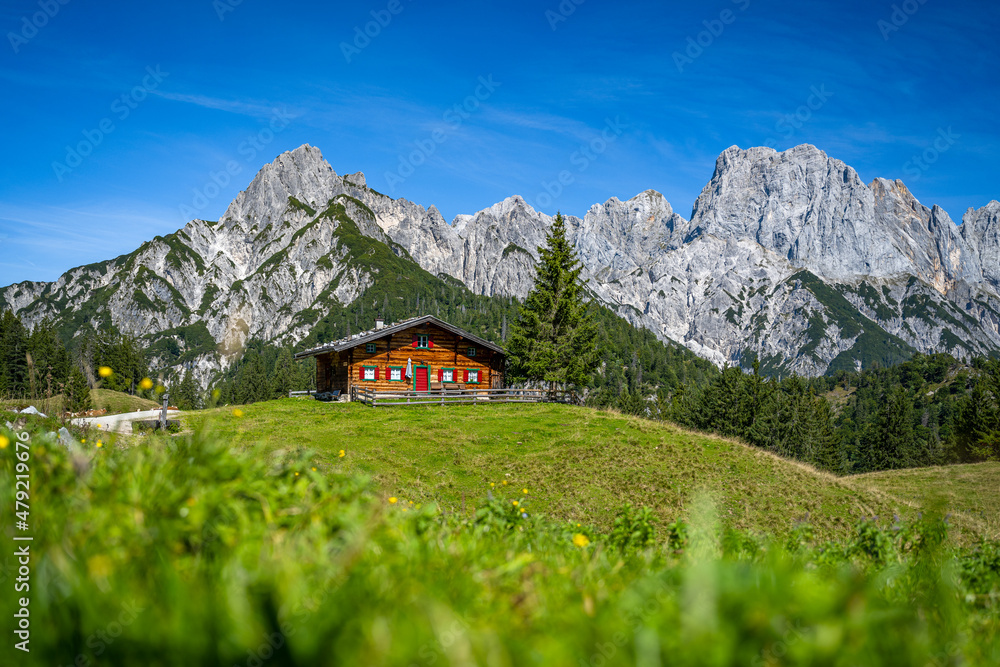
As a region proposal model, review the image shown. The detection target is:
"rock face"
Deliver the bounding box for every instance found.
[2,143,999,383]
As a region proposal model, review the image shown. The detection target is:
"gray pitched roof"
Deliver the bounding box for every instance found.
[293,315,505,359]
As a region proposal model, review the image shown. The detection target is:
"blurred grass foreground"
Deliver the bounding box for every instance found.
[2,416,999,666]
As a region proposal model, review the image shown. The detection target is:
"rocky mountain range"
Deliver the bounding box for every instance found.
[2,143,998,383]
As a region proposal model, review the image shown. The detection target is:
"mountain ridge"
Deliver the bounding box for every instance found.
[2,142,998,384]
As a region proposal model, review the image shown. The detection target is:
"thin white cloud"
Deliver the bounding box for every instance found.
[149,90,300,121]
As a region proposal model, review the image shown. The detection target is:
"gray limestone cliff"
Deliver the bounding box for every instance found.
[3,143,998,383]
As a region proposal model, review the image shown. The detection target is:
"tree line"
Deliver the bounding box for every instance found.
[596,352,1000,473]
[1,310,151,413]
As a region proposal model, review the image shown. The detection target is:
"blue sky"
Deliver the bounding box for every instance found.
[1,0,998,286]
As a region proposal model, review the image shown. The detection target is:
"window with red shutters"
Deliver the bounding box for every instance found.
[437,369,443,382]
[358,367,363,381]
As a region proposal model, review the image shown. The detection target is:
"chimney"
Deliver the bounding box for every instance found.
[375,317,385,331]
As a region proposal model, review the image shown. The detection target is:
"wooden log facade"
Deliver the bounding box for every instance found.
[298,316,505,397]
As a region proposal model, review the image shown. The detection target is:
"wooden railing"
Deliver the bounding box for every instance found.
[353,387,580,408]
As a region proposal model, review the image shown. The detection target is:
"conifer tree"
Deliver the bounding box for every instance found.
[66,367,92,414]
[236,353,271,405]
[272,348,296,399]
[0,310,29,396]
[864,386,914,470]
[175,369,199,410]
[507,213,598,390]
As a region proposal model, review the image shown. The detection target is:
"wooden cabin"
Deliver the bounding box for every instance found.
[294,315,505,397]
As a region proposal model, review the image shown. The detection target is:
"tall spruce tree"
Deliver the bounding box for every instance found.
[66,367,92,414]
[272,348,296,399]
[175,369,199,410]
[507,212,597,390]
[0,310,29,396]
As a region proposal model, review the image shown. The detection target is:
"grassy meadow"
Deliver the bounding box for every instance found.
[856,462,1000,541]
[0,388,159,416]
[1,399,998,666]
[185,398,989,543]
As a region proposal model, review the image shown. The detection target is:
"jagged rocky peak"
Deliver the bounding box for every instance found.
[963,201,1000,289]
[481,195,540,221]
[219,144,339,230]
[342,171,366,188]
[573,190,686,269]
[870,176,982,291]
[688,143,969,283]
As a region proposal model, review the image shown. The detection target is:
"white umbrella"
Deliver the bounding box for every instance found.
[405,358,413,379]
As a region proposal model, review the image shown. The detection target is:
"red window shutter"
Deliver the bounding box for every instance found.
[428,338,434,348]
[437,369,443,382]
[463,369,469,382]
[358,367,363,381]
[375,367,380,381]
[412,335,418,348]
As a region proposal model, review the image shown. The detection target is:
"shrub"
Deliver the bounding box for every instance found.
[608,504,658,552]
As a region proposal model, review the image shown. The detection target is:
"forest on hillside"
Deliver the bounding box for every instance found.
[600,352,1000,474]
[3,301,998,476]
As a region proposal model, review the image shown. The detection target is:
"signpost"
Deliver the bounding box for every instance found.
[160,392,169,431]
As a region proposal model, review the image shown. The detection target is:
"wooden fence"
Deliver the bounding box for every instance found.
[352,386,580,408]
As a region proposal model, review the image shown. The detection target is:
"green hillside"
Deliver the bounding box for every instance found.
[853,462,1000,540]
[6,403,1000,666]
[184,399,950,542]
[0,387,159,415]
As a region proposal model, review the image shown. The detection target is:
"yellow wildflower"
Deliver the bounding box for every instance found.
[232,408,244,418]
[155,385,166,395]
[311,466,317,471]
[0,435,8,449]
[339,450,345,458]
[512,500,519,507]
[502,480,508,486]
[81,439,86,444]
[388,497,398,504]
[98,366,113,378]
[522,488,528,494]
[96,441,103,448]
[295,472,299,476]
[87,554,112,578]
[139,377,154,390]
[489,482,495,488]
[186,497,197,506]
[573,533,590,548]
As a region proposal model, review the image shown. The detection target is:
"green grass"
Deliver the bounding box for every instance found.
[854,462,1000,540]
[184,399,928,542]
[3,413,999,666]
[0,388,159,416]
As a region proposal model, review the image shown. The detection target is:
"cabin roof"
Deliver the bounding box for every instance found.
[293,314,505,359]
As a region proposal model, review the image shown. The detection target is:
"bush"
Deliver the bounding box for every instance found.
[608,504,657,552]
